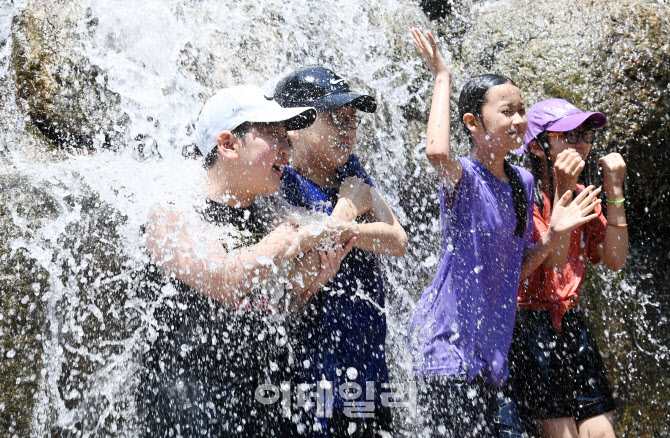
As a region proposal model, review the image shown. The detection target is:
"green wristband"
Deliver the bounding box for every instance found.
[606,197,625,204]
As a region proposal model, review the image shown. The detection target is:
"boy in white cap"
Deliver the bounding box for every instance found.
[137,85,363,437]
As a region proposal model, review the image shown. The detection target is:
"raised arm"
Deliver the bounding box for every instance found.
[331,176,408,257]
[145,206,306,304]
[411,28,462,186]
[520,187,602,280]
[596,153,628,270]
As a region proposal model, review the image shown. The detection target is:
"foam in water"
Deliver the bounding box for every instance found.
[1,0,437,435]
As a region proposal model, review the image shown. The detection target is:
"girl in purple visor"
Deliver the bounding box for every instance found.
[408,29,603,437]
[509,98,627,438]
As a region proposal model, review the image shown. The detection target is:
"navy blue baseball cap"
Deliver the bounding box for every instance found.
[273,67,377,113]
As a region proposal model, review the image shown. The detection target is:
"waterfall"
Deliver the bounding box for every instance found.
[1,0,438,435]
[1,0,668,436]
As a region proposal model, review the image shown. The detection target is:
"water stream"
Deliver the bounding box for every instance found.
[0,0,668,436]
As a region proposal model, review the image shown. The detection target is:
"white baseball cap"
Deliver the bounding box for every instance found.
[195,85,317,156]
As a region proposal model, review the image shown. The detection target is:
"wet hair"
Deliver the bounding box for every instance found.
[504,161,529,238]
[458,74,528,237]
[203,146,218,169]
[202,122,250,169]
[528,131,553,215]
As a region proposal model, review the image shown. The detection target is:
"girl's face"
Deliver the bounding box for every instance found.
[478,83,527,151]
[545,124,593,162]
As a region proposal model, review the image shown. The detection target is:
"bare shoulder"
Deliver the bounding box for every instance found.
[148,203,182,226]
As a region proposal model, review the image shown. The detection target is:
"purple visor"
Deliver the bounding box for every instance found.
[518,98,607,153]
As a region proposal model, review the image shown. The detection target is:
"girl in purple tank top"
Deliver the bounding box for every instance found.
[407,29,603,437]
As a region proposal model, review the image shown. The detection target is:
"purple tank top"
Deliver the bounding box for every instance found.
[409,157,534,387]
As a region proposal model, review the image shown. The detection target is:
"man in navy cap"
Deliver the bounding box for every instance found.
[274,68,408,437]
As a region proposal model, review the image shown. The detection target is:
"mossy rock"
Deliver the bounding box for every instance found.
[10,0,129,150]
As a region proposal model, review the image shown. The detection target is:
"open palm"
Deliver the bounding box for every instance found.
[410,28,451,78]
[550,186,602,236]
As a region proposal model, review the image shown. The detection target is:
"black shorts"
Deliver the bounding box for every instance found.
[137,370,290,437]
[509,308,616,422]
[417,374,526,438]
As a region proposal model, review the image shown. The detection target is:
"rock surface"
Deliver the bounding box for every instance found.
[10,0,129,150]
[0,172,141,436]
[0,175,51,436]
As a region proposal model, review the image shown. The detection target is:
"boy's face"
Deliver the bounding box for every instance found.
[236,123,291,196]
[293,104,359,170]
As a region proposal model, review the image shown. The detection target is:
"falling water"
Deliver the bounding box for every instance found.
[1,0,437,435]
[0,0,668,436]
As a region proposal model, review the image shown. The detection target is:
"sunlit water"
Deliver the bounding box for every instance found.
[0,0,439,435]
[0,0,668,436]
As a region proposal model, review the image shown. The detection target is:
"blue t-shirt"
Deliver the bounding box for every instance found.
[409,157,535,387]
[281,154,389,415]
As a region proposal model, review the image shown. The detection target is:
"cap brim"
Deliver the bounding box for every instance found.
[312,92,377,113]
[547,112,607,132]
[250,107,317,131]
[282,108,317,131]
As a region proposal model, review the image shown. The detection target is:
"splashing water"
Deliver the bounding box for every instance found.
[1,0,668,436]
[0,0,441,435]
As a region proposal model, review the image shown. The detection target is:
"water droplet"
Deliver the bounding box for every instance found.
[423,255,438,268]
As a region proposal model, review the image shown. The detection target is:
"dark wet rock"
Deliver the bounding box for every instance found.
[417,0,453,21]
[0,172,141,436]
[0,175,52,436]
[10,0,129,150]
